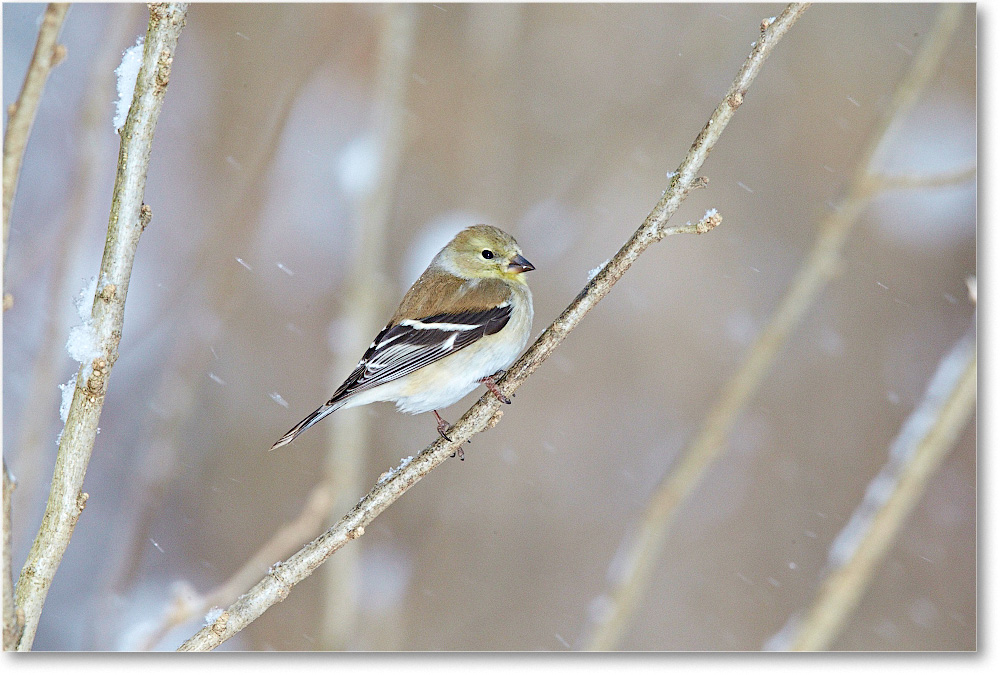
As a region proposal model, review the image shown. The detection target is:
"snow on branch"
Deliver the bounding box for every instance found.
[114,35,146,130]
[12,3,190,651]
[767,318,976,651]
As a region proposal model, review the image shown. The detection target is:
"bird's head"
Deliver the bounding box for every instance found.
[436,224,535,284]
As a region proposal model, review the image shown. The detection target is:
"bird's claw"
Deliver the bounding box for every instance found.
[479,373,512,405]
[434,411,467,460]
[434,410,453,441]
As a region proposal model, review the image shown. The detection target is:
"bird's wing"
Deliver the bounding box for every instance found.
[328,303,513,404]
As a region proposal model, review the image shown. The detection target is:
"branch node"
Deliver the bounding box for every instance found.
[3,293,12,311]
[691,176,710,190]
[728,91,744,109]
[210,611,229,636]
[140,203,153,230]
[51,44,67,67]
[99,283,117,302]
[268,562,293,601]
[485,407,504,430]
[86,357,109,399]
[697,211,723,234]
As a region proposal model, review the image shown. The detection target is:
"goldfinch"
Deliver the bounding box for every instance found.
[271,224,535,451]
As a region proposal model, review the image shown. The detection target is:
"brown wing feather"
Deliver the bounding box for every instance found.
[392,274,512,322]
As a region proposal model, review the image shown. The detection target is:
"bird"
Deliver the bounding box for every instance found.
[270,224,535,451]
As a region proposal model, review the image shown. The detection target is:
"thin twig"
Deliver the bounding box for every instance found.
[177,3,805,652]
[2,462,22,650]
[583,3,962,650]
[2,2,69,305]
[767,319,976,651]
[869,164,976,193]
[12,4,189,651]
[9,3,141,547]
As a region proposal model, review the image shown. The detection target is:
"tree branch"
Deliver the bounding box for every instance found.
[2,2,69,307]
[767,317,976,651]
[868,164,976,193]
[12,3,189,651]
[582,3,962,650]
[176,3,806,652]
[8,4,142,553]
[2,462,22,650]
[319,3,417,650]
[137,478,340,650]
[123,5,421,651]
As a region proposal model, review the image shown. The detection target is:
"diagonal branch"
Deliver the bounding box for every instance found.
[12,3,190,651]
[582,2,962,650]
[2,2,69,305]
[176,3,808,652]
[767,317,976,651]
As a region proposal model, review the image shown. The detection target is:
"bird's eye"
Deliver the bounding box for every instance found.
[481,249,494,259]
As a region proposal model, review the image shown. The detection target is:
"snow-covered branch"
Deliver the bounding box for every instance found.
[131,5,420,651]
[176,3,807,652]
[12,3,190,651]
[767,317,976,651]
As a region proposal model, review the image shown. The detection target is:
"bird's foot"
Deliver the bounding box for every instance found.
[433,410,452,442]
[434,410,466,461]
[479,372,512,405]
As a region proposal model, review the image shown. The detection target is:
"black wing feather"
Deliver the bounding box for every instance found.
[326,305,512,405]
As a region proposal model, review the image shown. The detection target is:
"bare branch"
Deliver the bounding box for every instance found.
[12,4,190,651]
[3,462,23,650]
[176,3,808,652]
[137,481,339,650]
[663,208,723,238]
[2,3,69,302]
[8,3,142,550]
[582,3,963,650]
[868,164,976,193]
[767,320,976,651]
[319,3,417,650]
[97,25,338,650]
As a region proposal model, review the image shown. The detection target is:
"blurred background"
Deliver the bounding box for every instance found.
[2,3,975,651]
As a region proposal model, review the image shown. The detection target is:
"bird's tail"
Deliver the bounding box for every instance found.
[270,398,345,451]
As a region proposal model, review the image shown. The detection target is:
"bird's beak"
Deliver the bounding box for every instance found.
[508,254,535,274]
